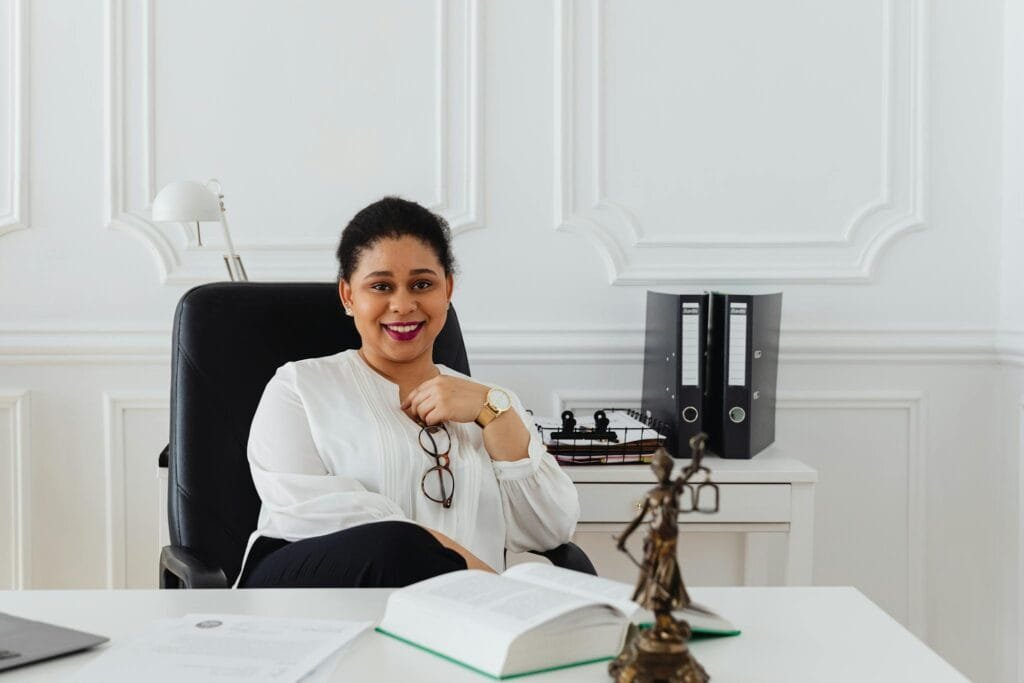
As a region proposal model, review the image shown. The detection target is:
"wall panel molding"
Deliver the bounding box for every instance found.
[996,329,1024,367]
[103,392,167,589]
[468,326,996,366]
[0,326,1007,366]
[777,390,927,637]
[554,0,927,284]
[0,0,29,236]
[0,391,30,589]
[104,0,483,284]
[0,327,170,364]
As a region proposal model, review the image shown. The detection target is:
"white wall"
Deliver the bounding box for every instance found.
[0,1,1018,680]
[1001,1,1024,682]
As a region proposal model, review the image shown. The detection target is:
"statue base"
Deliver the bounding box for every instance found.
[609,620,710,683]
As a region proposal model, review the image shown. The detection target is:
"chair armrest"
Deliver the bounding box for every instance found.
[160,545,229,589]
[529,542,597,575]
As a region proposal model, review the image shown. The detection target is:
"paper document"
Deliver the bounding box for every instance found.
[67,614,371,683]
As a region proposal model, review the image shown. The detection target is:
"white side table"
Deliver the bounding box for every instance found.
[563,446,817,585]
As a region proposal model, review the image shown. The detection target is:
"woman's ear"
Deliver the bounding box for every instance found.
[445,273,454,303]
[338,280,354,316]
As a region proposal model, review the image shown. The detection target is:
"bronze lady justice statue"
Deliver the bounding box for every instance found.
[608,434,717,683]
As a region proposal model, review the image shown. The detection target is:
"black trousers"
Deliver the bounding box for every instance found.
[238,520,468,588]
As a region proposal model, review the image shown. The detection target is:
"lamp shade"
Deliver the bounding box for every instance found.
[151,181,221,222]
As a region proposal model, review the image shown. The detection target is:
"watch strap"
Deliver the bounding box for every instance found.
[475,403,499,428]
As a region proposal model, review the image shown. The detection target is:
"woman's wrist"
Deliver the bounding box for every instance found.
[481,410,530,462]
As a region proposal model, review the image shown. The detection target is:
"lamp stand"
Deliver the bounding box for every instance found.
[224,254,248,281]
[208,180,248,282]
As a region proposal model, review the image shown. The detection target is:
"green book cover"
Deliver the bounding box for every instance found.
[376,628,616,680]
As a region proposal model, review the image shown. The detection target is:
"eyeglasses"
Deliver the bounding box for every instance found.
[418,423,454,508]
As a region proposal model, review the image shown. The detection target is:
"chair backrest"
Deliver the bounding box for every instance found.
[168,282,471,584]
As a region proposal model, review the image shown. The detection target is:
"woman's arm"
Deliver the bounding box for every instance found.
[480,406,530,462]
[402,375,580,551]
[399,374,529,461]
[490,391,581,553]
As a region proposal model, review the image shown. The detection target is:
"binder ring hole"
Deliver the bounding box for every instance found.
[681,406,699,424]
[728,407,746,424]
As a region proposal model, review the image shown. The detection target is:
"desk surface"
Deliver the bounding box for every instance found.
[564,446,818,484]
[1,586,963,682]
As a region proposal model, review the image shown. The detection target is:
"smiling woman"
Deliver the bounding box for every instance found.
[235,197,581,589]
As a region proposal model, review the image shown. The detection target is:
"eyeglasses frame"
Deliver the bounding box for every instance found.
[418,422,455,508]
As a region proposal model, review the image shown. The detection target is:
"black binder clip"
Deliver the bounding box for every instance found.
[551,410,618,442]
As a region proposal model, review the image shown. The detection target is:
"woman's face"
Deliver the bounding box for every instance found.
[339,236,453,369]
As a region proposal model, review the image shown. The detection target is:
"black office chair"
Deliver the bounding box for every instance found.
[159,282,595,588]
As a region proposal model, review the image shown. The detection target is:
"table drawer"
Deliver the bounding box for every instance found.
[576,483,791,523]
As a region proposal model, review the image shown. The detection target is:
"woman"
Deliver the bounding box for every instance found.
[237,197,580,588]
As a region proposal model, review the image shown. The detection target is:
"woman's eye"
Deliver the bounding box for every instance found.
[370,283,391,292]
[413,280,433,290]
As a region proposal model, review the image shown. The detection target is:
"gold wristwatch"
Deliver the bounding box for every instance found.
[475,387,512,428]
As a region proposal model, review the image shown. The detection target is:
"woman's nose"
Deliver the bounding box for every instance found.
[390,291,418,314]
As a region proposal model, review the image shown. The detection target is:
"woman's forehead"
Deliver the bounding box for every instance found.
[356,236,443,272]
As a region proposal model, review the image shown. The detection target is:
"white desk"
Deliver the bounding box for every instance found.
[564,447,817,585]
[1,587,964,682]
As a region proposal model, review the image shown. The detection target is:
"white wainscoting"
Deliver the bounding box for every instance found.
[0,0,29,236]
[103,392,168,589]
[776,390,926,637]
[1018,396,1024,683]
[104,0,483,284]
[554,0,926,284]
[0,390,30,589]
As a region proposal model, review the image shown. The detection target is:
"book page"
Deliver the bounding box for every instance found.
[503,564,739,635]
[502,563,639,617]
[406,569,601,633]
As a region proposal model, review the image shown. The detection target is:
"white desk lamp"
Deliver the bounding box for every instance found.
[151,179,248,281]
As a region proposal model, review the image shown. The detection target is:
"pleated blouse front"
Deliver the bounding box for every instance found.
[239,349,581,581]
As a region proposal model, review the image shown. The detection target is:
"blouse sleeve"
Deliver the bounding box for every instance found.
[247,363,408,541]
[490,389,581,553]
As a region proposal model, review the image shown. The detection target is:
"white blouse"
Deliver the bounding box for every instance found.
[239,349,580,582]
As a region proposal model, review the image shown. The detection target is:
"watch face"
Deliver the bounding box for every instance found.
[488,388,512,411]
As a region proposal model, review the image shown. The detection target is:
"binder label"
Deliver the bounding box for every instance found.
[681,303,701,387]
[728,303,748,386]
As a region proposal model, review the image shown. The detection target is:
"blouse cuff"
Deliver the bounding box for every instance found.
[491,405,549,482]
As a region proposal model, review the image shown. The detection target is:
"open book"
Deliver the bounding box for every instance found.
[376,563,738,680]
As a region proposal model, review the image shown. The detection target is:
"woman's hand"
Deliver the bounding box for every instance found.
[401,376,489,425]
[404,375,530,462]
